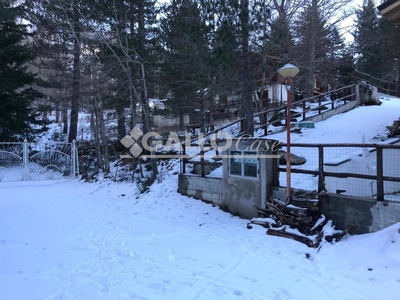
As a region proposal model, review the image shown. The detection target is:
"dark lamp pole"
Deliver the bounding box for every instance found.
[277,63,299,205]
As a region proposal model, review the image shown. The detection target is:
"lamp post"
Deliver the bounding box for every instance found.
[278,63,299,205]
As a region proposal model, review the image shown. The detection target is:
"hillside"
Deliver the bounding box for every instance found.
[1,94,400,299]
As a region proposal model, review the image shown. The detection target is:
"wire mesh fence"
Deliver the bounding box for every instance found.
[278,143,400,200]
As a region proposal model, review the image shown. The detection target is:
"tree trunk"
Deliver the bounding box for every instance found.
[115,103,126,140]
[62,92,68,134]
[240,0,254,136]
[91,106,101,174]
[97,97,110,173]
[68,2,81,143]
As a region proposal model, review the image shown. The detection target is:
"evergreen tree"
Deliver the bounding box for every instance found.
[335,47,356,86]
[160,0,211,127]
[293,0,349,96]
[354,0,382,77]
[0,1,45,141]
[377,17,400,82]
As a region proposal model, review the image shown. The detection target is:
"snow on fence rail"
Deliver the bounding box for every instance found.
[0,140,78,182]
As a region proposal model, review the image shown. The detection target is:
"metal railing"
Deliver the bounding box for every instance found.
[0,140,79,181]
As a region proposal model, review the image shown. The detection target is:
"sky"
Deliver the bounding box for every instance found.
[0,92,400,300]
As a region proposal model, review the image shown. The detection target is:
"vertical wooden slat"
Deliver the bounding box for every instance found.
[318,96,321,115]
[318,145,325,192]
[376,146,384,201]
[200,148,205,177]
[182,143,186,174]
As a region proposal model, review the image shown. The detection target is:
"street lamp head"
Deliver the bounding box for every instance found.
[278,63,299,79]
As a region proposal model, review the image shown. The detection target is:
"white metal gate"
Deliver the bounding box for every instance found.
[0,140,78,182]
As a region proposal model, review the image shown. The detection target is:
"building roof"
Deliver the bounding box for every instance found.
[377,0,400,25]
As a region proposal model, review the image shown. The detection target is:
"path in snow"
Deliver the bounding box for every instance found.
[1,176,400,300]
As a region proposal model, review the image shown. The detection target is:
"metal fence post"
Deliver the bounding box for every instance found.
[23,139,28,181]
[75,144,79,177]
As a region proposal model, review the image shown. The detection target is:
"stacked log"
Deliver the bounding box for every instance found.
[252,195,353,248]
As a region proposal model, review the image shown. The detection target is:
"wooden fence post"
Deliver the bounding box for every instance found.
[264,112,268,136]
[376,145,384,201]
[181,143,186,174]
[200,148,205,177]
[318,145,325,192]
[318,96,322,115]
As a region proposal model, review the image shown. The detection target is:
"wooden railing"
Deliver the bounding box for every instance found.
[254,84,356,135]
[181,84,357,176]
[356,71,400,97]
[278,143,400,201]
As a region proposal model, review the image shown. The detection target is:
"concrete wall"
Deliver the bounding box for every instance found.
[319,194,400,234]
[178,174,222,206]
[221,138,279,219]
[304,95,360,123]
[272,187,400,234]
[221,174,261,218]
[178,138,279,219]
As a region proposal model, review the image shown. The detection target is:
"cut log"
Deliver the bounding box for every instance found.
[325,224,354,243]
[334,224,354,242]
[313,232,324,248]
[250,220,272,228]
[269,198,313,217]
[263,200,315,228]
[267,228,314,247]
[309,217,328,235]
[290,198,319,210]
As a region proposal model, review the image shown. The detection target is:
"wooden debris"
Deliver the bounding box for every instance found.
[267,227,314,247]
[252,195,355,248]
[325,224,354,243]
[313,232,324,248]
[309,216,328,235]
[250,219,272,228]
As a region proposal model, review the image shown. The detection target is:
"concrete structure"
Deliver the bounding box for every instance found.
[220,138,279,218]
[178,175,222,206]
[319,194,400,235]
[178,138,280,218]
[272,187,400,234]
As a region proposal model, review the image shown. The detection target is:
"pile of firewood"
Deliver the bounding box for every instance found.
[250,195,353,248]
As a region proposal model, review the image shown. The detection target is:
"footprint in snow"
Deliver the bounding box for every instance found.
[272,288,292,299]
[238,275,258,283]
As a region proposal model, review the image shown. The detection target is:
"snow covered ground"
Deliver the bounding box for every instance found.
[1,175,400,300]
[1,94,400,300]
[268,94,400,145]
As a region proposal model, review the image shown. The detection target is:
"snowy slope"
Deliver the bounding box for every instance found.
[1,173,400,300]
[1,95,400,300]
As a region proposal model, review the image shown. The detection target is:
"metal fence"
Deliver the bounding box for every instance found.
[279,143,400,200]
[0,140,78,182]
